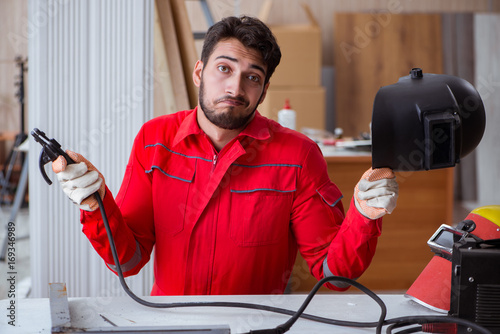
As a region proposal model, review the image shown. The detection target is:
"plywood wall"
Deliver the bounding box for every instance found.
[185,0,500,66]
[333,13,444,137]
[182,1,497,138]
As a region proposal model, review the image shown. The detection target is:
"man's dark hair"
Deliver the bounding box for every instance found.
[200,16,281,85]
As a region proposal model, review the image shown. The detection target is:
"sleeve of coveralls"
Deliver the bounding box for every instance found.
[80,127,155,277]
[290,143,382,291]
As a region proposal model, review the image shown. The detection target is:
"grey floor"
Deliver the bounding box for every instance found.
[0,206,30,299]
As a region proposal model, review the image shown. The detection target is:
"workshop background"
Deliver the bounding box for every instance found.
[0,0,499,299]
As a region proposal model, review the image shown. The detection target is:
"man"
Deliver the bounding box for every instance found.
[53,16,398,295]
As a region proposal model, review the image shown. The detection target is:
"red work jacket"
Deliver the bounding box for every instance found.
[81,109,382,295]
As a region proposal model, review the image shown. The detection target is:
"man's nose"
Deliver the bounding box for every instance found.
[225,73,244,97]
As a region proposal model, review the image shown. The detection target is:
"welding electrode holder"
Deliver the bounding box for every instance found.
[31,128,76,185]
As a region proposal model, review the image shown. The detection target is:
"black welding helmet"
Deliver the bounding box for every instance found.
[371,68,486,171]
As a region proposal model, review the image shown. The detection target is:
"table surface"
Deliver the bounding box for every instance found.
[0,293,441,333]
[319,144,372,158]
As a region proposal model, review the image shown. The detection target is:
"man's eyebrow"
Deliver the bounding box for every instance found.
[215,55,266,76]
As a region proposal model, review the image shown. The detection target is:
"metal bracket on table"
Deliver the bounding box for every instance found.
[49,283,231,333]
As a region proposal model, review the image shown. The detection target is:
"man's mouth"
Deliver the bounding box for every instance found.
[216,97,247,107]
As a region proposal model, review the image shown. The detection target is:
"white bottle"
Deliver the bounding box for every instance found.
[278,99,296,130]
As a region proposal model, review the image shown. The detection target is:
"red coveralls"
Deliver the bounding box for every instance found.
[81,108,382,295]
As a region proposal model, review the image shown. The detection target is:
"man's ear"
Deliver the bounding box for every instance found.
[258,82,270,104]
[193,60,203,87]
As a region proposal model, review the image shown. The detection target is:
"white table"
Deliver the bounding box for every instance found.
[0,293,440,333]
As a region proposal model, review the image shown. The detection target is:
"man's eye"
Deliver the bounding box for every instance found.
[248,75,260,83]
[218,65,229,73]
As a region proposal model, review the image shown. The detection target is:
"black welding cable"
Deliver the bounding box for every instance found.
[386,322,411,334]
[96,193,387,331]
[394,327,422,334]
[387,324,422,334]
[96,193,493,334]
[257,276,387,334]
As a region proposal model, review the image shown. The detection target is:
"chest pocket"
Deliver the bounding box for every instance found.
[229,163,299,247]
[149,149,197,236]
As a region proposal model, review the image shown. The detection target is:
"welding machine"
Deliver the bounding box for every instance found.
[406,206,500,334]
[449,236,500,334]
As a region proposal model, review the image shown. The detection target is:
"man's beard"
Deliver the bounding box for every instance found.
[199,79,259,130]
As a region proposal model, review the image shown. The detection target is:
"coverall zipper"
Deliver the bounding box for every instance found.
[212,154,218,172]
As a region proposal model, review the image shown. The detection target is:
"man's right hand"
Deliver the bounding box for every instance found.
[52,151,106,212]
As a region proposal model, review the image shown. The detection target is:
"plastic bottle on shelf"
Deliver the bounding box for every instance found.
[277,99,296,130]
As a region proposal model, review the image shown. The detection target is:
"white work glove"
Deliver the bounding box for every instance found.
[52,151,105,212]
[354,168,398,219]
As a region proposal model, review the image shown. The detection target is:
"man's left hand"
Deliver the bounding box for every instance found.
[354,168,398,219]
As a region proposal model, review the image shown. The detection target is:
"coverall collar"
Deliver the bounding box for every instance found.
[172,107,271,147]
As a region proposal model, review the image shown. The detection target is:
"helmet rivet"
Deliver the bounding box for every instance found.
[410,68,423,79]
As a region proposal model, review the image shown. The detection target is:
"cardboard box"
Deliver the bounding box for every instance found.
[258,86,326,131]
[260,3,322,87]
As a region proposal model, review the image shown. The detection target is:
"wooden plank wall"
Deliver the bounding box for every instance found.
[153,2,179,117]
[186,0,500,67]
[155,0,192,114]
[333,13,444,137]
[183,1,497,136]
[169,0,199,108]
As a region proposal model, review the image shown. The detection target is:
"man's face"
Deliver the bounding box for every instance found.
[193,38,269,130]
